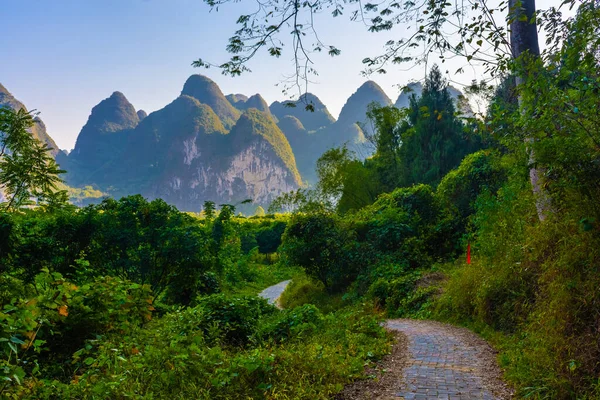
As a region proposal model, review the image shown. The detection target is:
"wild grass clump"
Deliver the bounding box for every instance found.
[435,182,600,398]
[279,275,345,313]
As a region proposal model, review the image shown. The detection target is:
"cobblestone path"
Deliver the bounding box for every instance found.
[386,320,511,400]
[258,279,291,307]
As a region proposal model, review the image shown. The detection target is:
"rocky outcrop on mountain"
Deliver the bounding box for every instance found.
[226,93,249,107]
[181,75,241,129]
[137,110,148,121]
[223,109,301,199]
[124,102,298,209]
[68,91,140,184]
[0,83,60,156]
[270,93,335,132]
[232,94,272,116]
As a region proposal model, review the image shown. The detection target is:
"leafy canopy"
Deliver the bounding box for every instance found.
[0,107,66,211]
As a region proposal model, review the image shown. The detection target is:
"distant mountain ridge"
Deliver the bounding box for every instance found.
[62,76,302,210]
[1,75,472,211]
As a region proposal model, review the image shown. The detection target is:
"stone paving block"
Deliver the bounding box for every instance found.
[386,320,506,399]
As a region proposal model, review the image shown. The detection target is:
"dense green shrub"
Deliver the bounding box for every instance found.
[258,304,324,342]
[8,298,389,399]
[0,270,154,393]
[282,212,357,292]
[279,275,347,314]
[436,150,507,226]
[196,294,276,346]
[256,220,286,256]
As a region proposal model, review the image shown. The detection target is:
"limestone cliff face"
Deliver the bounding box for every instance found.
[140,108,301,210]
[0,83,60,156]
[152,133,300,210]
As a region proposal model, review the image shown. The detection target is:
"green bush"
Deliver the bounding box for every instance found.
[12,299,390,399]
[196,294,276,346]
[0,270,154,393]
[282,212,357,292]
[258,304,324,343]
[436,150,507,223]
[256,220,286,256]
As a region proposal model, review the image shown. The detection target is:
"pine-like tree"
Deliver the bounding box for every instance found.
[399,65,479,186]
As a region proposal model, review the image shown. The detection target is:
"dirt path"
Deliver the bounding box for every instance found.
[339,319,512,400]
[258,279,290,307]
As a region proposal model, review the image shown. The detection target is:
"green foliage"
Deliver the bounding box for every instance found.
[278,275,345,314]
[282,211,357,292]
[0,269,153,396]
[258,304,324,343]
[88,196,213,303]
[363,104,406,193]
[367,272,437,319]
[316,146,382,214]
[281,184,456,295]
[436,150,507,236]
[195,294,276,346]
[399,65,482,187]
[255,220,286,255]
[0,107,67,211]
[2,284,389,399]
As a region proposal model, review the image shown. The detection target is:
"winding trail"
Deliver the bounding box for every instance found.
[384,319,511,399]
[259,280,512,399]
[258,279,290,307]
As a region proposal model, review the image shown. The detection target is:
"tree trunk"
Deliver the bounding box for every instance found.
[509,0,553,221]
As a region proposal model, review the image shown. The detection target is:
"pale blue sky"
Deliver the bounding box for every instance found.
[1,0,566,150]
